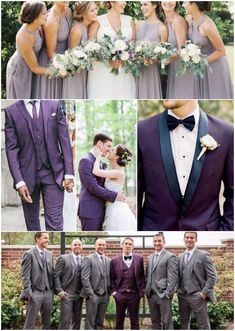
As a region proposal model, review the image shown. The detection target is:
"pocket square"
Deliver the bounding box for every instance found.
[51,113,56,117]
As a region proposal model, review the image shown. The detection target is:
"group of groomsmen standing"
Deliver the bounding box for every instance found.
[20,232,217,330]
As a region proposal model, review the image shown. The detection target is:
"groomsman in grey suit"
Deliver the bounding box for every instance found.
[20,232,54,329]
[178,232,217,330]
[145,233,178,329]
[54,239,84,329]
[81,238,111,330]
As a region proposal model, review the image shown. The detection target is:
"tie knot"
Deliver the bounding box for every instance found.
[30,100,36,106]
[167,114,195,131]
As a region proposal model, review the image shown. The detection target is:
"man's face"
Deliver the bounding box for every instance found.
[71,240,82,255]
[153,236,165,252]
[122,239,134,255]
[98,140,112,157]
[37,233,49,249]
[184,232,197,250]
[95,239,106,255]
[163,99,189,110]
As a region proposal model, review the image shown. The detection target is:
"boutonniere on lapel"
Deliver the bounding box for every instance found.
[197,134,220,161]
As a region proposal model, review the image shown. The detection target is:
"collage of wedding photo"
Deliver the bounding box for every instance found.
[1,1,234,330]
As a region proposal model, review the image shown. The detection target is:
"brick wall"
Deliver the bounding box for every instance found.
[2,238,233,302]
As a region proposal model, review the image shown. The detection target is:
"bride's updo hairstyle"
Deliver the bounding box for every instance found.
[74,1,93,22]
[19,1,46,24]
[104,1,112,10]
[191,2,212,12]
[116,144,132,167]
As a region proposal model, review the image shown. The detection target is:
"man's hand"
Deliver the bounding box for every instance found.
[116,192,126,202]
[63,179,74,193]
[18,185,33,203]
[58,291,68,299]
[200,292,207,300]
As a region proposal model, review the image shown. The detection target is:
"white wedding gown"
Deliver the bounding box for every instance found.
[103,178,137,231]
[87,14,136,99]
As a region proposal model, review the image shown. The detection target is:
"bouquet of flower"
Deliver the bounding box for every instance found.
[176,41,211,78]
[152,42,177,70]
[48,46,91,78]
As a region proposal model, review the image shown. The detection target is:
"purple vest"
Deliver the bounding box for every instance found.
[31,109,51,170]
[118,260,138,293]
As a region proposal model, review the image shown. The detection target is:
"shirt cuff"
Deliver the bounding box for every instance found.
[64,175,74,179]
[16,181,26,189]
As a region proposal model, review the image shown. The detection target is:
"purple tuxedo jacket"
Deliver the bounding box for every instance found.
[138,110,233,231]
[5,100,74,193]
[78,152,117,220]
[110,254,145,297]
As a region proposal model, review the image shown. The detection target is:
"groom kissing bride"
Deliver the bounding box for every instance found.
[78,133,137,231]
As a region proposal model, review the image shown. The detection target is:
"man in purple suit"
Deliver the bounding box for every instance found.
[110,237,145,330]
[5,100,74,231]
[78,133,125,231]
[138,99,233,231]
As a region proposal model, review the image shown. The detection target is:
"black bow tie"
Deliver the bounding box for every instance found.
[167,114,195,131]
[124,256,132,261]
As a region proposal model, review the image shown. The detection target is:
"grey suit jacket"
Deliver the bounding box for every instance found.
[145,249,178,298]
[54,253,83,295]
[81,253,111,298]
[20,246,54,300]
[178,248,217,302]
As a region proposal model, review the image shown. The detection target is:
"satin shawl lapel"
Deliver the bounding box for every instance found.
[159,110,182,205]
[33,247,43,270]
[182,110,208,211]
[41,101,49,143]
[17,101,35,143]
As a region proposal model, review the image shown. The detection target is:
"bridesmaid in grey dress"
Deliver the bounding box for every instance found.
[33,1,72,99]
[161,1,199,99]
[6,1,48,99]
[136,2,167,99]
[184,1,233,99]
[62,2,98,99]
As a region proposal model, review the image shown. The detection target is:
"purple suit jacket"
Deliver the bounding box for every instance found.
[5,100,74,193]
[78,152,117,220]
[138,110,233,231]
[110,254,145,297]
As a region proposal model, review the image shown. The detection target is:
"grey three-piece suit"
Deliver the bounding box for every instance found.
[20,246,54,329]
[54,253,84,329]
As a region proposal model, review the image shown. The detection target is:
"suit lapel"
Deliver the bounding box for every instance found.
[33,247,43,270]
[17,101,35,143]
[182,111,208,211]
[94,253,104,275]
[152,249,166,271]
[187,248,198,272]
[159,110,182,205]
[69,253,76,269]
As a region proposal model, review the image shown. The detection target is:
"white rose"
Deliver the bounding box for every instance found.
[160,48,167,54]
[180,48,188,56]
[200,134,218,150]
[154,46,161,54]
[192,55,201,64]
[120,51,129,61]
[59,68,67,77]
[187,43,198,51]
[73,50,87,59]
[188,48,201,57]
[114,39,127,51]
[135,45,142,52]
[182,55,190,62]
[111,46,117,54]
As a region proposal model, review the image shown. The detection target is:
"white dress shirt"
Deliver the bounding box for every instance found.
[168,106,200,196]
[122,254,133,268]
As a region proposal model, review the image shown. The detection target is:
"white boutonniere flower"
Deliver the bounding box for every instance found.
[197,134,220,160]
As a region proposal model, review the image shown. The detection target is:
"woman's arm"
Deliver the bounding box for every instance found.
[16,31,48,75]
[201,19,225,63]
[159,22,168,42]
[43,15,60,58]
[92,155,122,179]
[69,24,83,48]
[174,17,187,48]
[88,21,100,40]
[131,19,136,40]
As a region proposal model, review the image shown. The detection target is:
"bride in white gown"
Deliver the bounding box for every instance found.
[92,144,137,231]
[87,1,136,99]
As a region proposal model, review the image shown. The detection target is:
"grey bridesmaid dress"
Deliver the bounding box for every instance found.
[33,11,72,99]
[6,27,43,99]
[62,23,88,99]
[166,22,199,99]
[136,21,162,99]
[188,14,233,99]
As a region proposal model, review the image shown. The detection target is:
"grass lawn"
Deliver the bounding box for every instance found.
[225,44,234,84]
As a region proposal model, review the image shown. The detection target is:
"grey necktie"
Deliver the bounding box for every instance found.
[76,256,80,267]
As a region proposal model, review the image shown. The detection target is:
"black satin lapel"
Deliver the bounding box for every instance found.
[159,110,182,205]
[17,101,35,143]
[182,111,208,211]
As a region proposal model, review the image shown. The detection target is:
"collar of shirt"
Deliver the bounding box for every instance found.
[24,100,41,117]
[154,249,164,257]
[168,105,200,130]
[72,253,80,263]
[90,148,96,157]
[185,247,196,259]
[36,245,45,255]
[96,252,105,260]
